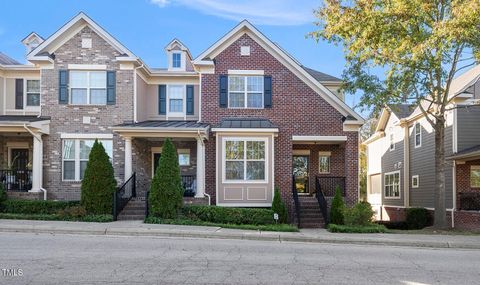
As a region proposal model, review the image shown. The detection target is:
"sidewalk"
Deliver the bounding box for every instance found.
[0,219,479,249]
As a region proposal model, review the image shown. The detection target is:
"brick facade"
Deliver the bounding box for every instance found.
[454,160,480,230]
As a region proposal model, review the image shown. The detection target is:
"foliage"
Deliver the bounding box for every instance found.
[377,221,409,230]
[0,183,7,211]
[343,201,375,226]
[330,186,345,225]
[312,0,480,228]
[271,187,288,223]
[0,212,113,222]
[327,223,387,233]
[406,208,432,230]
[1,199,80,214]
[181,205,275,225]
[149,138,184,218]
[57,206,87,219]
[81,140,117,215]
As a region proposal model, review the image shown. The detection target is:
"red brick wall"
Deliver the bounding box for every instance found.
[455,159,480,209]
[201,34,359,215]
[454,211,480,231]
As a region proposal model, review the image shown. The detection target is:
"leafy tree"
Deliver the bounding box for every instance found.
[330,186,345,225]
[312,0,480,228]
[149,138,183,218]
[272,187,288,223]
[81,140,117,214]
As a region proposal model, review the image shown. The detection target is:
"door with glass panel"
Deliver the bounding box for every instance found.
[292,155,309,194]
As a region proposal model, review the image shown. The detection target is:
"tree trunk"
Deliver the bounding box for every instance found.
[433,117,447,228]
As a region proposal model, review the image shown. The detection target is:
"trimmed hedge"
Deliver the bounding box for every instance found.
[0,213,113,222]
[181,205,275,225]
[1,200,80,215]
[328,223,387,233]
[406,208,432,229]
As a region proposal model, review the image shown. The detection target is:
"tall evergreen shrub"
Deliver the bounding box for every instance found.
[272,187,288,223]
[330,185,345,225]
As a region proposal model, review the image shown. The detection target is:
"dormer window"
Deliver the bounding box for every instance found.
[172,52,181,68]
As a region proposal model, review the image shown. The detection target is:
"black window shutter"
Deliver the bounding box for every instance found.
[219,75,228,108]
[15,79,24,109]
[58,70,69,104]
[158,85,166,115]
[186,85,194,115]
[264,75,272,108]
[106,71,116,105]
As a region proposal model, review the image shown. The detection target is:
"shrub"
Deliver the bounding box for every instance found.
[149,138,184,218]
[330,186,345,225]
[377,221,409,230]
[1,199,80,214]
[327,223,387,233]
[406,208,432,229]
[0,212,113,222]
[81,140,117,215]
[0,184,7,211]
[57,206,87,219]
[271,187,288,223]
[344,201,375,226]
[181,205,275,225]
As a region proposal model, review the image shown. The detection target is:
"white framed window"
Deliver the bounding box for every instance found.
[172,52,182,68]
[26,80,40,107]
[412,175,419,188]
[223,138,267,182]
[69,71,107,105]
[470,166,480,188]
[414,122,422,148]
[389,129,395,151]
[228,76,263,109]
[168,85,185,116]
[178,149,190,166]
[384,171,400,198]
[62,139,113,181]
[318,151,331,174]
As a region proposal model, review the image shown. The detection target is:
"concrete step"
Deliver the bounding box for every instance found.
[117,214,145,221]
[300,222,325,228]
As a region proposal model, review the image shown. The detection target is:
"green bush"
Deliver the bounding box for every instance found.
[57,205,87,219]
[406,208,432,229]
[0,213,113,222]
[0,183,7,211]
[327,223,387,233]
[330,186,345,224]
[1,199,80,214]
[149,138,184,218]
[181,205,275,225]
[344,201,375,226]
[81,140,117,214]
[271,187,288,223]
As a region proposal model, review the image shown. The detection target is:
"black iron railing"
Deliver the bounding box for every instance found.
[459,192,480,211]
[182,175,196,197]
[113,172,136,221]
[315,176,330,225]
[145,191,150,218]
[292,175,301,227]
[0,169,32,192]
[316,176,346,197]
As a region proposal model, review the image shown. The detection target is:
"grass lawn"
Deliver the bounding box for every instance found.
[327,223,388,233]
[389,227,480,236]
[144,216,299,232]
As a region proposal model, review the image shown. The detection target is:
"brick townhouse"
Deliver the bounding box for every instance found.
[0,12,364,227]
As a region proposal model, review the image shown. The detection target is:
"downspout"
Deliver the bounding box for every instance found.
[197,130,210,205]
[23,124,47,200]
[133,64,144,123]
[402,120,410,208]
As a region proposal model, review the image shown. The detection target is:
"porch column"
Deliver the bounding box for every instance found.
[195,137,205,198]
[29,135,43,192]
[124,137,133,180]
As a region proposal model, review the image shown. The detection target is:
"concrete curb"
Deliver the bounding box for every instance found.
[0,223,479,249]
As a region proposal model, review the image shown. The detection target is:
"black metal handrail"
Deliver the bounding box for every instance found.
[316,176,346,197]
[182,175,196,197]
[113,172,136,221]
[0,169,33,192]
[459,192,480,211]
[145,191,150,218]
[292,175,301,227]
[315,176,329,225]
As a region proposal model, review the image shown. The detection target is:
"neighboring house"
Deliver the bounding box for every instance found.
[365,66,480,230]
[0,13,364,226]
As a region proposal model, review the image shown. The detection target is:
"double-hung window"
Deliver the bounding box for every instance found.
[70,71,107,105]
[228,76,263,108]
[414,122,422,148]
[384,171,400,198]
[63,139,113,181]
[26,80,40,106]
[172,53,181,68]
[224,138,266,181]
[318,152,331,174]
[168,85,184,115]
[471,166,480,188]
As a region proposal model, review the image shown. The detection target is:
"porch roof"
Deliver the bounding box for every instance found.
[0,115,50,134]
[111,120,210,139]
[447,145,480,161]
[211,118,279,133]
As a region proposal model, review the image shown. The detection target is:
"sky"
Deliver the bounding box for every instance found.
[0,0,365,113]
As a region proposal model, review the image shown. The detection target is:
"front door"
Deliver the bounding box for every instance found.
[11,149,29,170]
[293,155,309,194]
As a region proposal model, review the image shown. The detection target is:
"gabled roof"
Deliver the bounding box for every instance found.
[0,52,21,65]
[28,12,137,61]
[164,38,192,59]
[388,103,415,120]
[193,20,363,124]
[21,32,44,45]
[303,66,342,83]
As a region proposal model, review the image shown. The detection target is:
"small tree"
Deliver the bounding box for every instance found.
[272,187,288,224]
[330,186,345,225]
[149,138,183,218]
[81,140,117,214]
[0,183,7,211]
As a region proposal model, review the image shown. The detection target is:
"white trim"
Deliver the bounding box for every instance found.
[227,75,264,109]
[61,133,113,139]
[384,170,401,199]
[291,135,347,142]
[212,128,278,133]
[166,84,186,119]
[414,121,422,148]
[292,149,310,155]
[216,202,272,207]
[318,151,331,174]
[68,70,107,105]
[227,70,264,75]
[67,64,107,70]
[411,175,419,188]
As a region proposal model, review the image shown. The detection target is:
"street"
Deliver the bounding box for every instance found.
[0,232,479,284]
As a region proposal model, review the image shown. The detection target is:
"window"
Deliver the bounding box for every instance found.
[471,166,480,188]
[70,71,107,105]
[224,138,266,181]
[228,76,263,108]
[384,171,400,198]
[414,122,422,148]
[168,85,184,114]
[26,80,40,106]
[178,149,190,166]
[172,53,181,68]
[389,131,395,151]
[318,152,331,174]
[62,139,113,181]
[412,175,419,188]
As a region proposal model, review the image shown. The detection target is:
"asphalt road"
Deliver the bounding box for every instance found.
[0,232,479,284]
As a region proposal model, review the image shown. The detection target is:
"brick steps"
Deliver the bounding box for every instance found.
[298,196,325,228]
[117,198,146,221]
